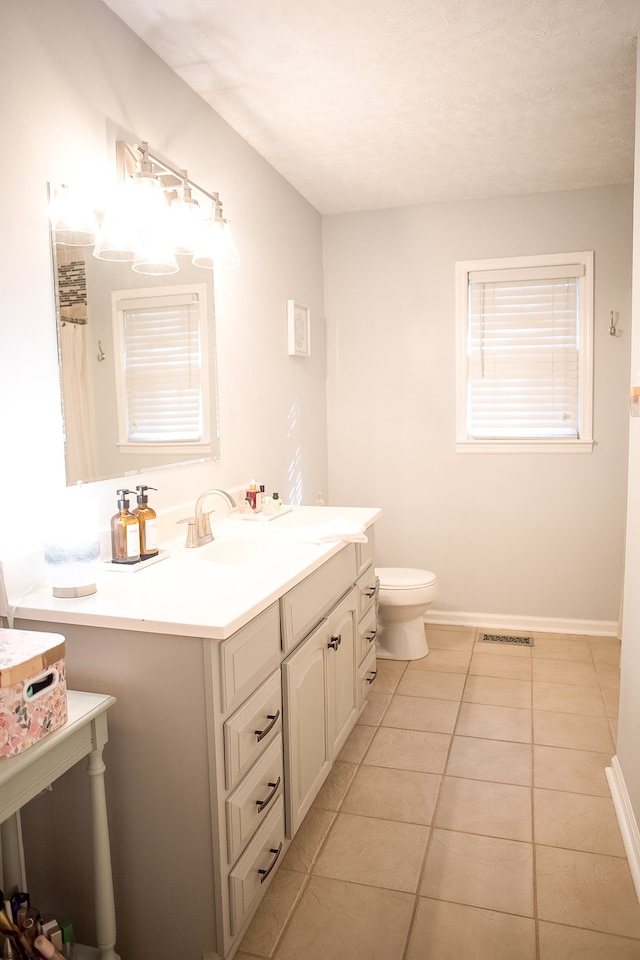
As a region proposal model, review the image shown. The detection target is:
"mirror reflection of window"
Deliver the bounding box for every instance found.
[112,284,212,454]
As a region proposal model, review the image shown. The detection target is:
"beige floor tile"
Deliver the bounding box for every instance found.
[455,702,532,743]
[282,807,336,874]
[604,685,621,718]
[363,725,450,773]
[311,760,357,812]
[238,867,307,957]
[597,661,622,689]
[538,920,640,959]
[434,776,532,841]
[533,681,606,717]
[463,674,532,708]
[534,709,614,753]
[338,723,375,763]
[536,845,640,938]
[373,659,407,694]
[420,829,534,916]
[272,875,414,960]
[341,764,440,824]
[534,788,626,856]
[533,657,599,685]
[381,693,460,734]
[407,648,471,674]
[469,651,532,680]
[406,898,536,960]
[533,744,612,796]
[589,637,622,664]
[358,689,391,726]
[312,812,429,892]
[426,625,476,650]
[532,636,593,661]
[396,669,466,701]
[446,736,532,786]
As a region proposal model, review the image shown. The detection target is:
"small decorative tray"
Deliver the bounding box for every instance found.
[103,549,169,572]
[230,505,293,522]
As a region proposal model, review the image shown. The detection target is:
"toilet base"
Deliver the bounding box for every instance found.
[376,616,430,661]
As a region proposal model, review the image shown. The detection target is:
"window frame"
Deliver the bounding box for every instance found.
[455,251,594,454]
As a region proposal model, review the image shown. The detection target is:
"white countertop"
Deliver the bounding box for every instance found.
[14,506,380,640]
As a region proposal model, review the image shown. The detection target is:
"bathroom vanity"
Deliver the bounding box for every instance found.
[12,505,380,960]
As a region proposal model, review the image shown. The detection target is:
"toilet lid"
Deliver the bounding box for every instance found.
[375,567,438,590]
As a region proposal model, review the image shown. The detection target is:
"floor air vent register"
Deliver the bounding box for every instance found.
[480,633,534,647]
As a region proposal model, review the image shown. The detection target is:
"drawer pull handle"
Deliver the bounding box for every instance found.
[365,580,380,599]
[366,629,377,643]
[255,710,280,743]
[256,777,281,813]
[328,634,342,651]
[366,669,378,684]
[258,842,283,883]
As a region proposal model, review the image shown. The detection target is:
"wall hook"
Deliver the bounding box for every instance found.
[609,310,619,337]
[97,340,106,361]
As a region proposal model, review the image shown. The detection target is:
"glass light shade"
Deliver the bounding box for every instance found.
[50,183,99,247]
[94,174,172,265]
[170,195,205,255]
[192,214,240,270]
[43,487,100,598]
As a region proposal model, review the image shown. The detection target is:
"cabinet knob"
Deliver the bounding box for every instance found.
[255,710,280,743]
[327,634,342,651]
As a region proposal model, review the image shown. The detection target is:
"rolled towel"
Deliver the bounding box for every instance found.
[302,518,368,544]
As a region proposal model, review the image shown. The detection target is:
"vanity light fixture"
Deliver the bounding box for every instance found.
[52,140,239,275]
[192,193,240,270]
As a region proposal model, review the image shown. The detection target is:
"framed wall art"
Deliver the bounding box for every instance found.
[287,300,311,356]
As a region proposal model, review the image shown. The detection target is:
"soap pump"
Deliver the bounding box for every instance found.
[133,485,159,559]
[110,489,141,564]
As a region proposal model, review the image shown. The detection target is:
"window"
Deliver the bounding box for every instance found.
[455,252,594,453]
[112,283,212,455]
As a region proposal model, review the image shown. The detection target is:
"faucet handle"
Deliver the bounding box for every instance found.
[178,517,197,548]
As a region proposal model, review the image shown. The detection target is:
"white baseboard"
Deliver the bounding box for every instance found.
[424,609,618,637]
[606,757,640,905]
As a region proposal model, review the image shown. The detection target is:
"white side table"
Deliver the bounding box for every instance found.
[0,691,118,960]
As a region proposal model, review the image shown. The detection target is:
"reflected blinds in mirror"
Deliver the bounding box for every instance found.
[112,283,211,451]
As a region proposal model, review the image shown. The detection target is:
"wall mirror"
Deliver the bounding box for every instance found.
[49,143,230,485]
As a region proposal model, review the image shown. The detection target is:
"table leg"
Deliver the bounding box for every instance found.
[87,744,118,960]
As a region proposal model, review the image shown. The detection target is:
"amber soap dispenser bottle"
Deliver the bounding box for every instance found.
[133,485,159,560]
[110,489,141,564]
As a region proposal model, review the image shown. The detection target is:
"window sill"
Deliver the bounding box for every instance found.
[456,439,594,454]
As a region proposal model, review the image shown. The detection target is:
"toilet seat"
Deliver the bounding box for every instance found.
[375,567,437,590]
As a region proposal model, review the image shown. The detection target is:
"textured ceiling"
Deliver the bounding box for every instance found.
[102,0,640,214]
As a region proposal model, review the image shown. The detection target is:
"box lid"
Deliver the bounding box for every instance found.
[0,629,65,687]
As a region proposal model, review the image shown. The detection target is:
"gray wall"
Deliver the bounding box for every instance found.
[323,187,632,628]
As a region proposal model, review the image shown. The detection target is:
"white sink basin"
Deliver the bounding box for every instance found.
[200,536,304,565]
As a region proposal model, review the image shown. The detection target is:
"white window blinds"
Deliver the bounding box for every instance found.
[467,265,583,439]
[113,286,209,446]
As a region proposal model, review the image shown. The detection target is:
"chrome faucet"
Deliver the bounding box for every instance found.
[180,488,237,547]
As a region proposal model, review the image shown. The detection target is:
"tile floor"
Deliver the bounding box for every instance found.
[236,625,640,960]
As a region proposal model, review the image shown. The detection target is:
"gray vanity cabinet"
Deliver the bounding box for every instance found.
[15,527,378,960]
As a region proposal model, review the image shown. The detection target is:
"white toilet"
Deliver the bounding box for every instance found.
[375,567,439,660]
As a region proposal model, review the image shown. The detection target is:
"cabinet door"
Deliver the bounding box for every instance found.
[326,587,359,759]
[282,620,331,837]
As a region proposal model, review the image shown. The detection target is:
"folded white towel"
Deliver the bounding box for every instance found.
[302,518,368,544]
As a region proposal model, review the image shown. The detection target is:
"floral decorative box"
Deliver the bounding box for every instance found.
[0,628,68,759]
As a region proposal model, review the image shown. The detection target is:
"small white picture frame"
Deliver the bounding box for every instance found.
[287,300,311,356]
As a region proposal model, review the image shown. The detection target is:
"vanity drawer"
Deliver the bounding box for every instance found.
[356,528,375,577]
[281,544,357,653]
[224,670,282,790]
[357,645,377,707]
[357,604,377,665]
[228,795,285,935]
[226,733,283,864]
[356,566,379,620]
[219,602,281,713]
